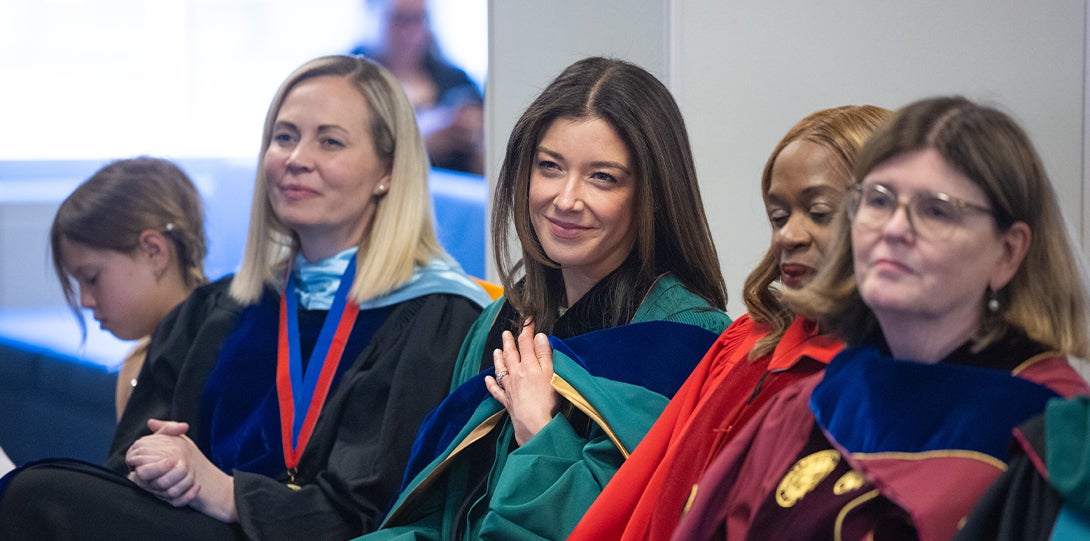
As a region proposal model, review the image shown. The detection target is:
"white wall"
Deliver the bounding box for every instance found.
[490,0,1087,317]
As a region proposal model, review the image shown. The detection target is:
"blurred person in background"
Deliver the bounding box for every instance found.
[352,0,485,176]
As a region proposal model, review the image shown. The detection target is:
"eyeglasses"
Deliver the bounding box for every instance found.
[846,182,995,239]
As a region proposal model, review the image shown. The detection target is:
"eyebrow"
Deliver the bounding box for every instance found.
[272,120,351,135]
[316,124,351,134]
[271,120,298,131]
[69,264,97,277]
[864,181,967,200]
[535,146,631,173]
[799,185,842,197]
[766,184,842,202]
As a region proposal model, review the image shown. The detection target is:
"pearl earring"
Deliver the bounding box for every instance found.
[986,287,1000,313]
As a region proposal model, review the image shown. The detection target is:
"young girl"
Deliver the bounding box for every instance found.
[50,156,208,419]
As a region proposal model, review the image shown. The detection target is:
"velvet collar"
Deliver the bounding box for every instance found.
[811,337,1059,459]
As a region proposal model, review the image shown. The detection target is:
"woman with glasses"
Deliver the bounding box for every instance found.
[672,96,1090,541]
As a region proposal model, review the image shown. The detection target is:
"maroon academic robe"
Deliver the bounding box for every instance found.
[672,335,1089,541]
[569,315,841,541]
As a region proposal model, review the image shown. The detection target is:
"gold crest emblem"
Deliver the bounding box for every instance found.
[775,449,840,507]
[833,470,865,495]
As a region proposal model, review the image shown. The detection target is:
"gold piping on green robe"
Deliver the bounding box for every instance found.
[384,410,507,525]
[387,371,634,526]
[551,373,631,458]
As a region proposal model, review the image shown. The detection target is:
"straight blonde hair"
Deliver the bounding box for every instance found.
[230,55,445,304]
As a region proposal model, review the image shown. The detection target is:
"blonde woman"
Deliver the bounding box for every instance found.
[0,55,490,541]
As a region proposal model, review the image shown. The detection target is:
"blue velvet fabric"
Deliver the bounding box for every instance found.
[198,289,391,476]
[811,344,1059,459]
[400,320,718,489]
[549,320,718,397]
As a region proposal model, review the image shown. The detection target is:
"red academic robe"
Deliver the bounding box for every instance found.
[569,315,842,541]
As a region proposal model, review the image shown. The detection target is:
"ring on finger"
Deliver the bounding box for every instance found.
[495,370,509,389]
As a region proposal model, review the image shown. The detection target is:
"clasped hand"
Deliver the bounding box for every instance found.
[484,322,561,445]
[125,418,238,522]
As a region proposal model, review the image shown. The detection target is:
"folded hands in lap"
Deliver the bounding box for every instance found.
[125,419,238,522]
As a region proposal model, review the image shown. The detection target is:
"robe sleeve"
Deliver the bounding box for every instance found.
[568,315,757,541]
[232,294,483,540]
[478,414,625,540]
[471,341,678,541]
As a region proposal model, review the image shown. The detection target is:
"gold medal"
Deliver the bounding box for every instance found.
[286,468,302,490]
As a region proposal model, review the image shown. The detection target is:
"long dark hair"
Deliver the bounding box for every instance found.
[492,57,727,333]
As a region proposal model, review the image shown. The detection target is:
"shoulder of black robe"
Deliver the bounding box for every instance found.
[105,275,242,474]
[953,415,1061,541]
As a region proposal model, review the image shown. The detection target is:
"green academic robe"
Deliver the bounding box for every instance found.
[359,274,730,540]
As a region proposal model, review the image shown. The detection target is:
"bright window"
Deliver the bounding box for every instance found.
[0,0,486,160]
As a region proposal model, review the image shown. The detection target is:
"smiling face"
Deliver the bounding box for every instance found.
[59,238,167,340]
[528,116,637,304]
[264,75,391,262]
[766,139,849,290]
[852,148,1023,344]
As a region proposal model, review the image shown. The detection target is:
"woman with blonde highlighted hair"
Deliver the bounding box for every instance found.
[231,54,445,305]
[0,55,491,541]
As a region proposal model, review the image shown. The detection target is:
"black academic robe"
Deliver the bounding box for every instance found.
[0,276,482,541]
